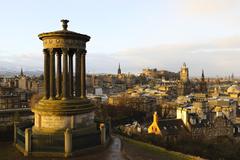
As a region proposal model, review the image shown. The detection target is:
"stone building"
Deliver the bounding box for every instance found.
[227,85,240,98]
[142,68,179,80]
[177,63,191,96]
[188,114,233,140]
[18,69,30,90]
[0,85,33,139]
[86,73,136,95]
[17,69,41,94]
[148,112,188,142]
[176,99,236,140]
[108,92,157,112]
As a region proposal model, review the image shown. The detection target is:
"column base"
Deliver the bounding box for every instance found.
[56,95,62,99]
[61,97,68,101]
[49,97,56,100]
[64,152,72,158]
[42,96,49,100]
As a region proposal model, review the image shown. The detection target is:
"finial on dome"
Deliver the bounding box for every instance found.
[61,19,69,30]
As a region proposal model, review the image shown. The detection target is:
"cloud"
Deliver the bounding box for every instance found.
[0,51,43,72]
[182,0,239,15]
[1,35,240,77]
[86,35,240,77]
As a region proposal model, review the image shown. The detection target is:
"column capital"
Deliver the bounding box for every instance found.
[76,49,86,54]
[56,50,62,56]
[48,48,55,55]
[43,49,49,54]
[61,48,70,54]
[68,51,74,57]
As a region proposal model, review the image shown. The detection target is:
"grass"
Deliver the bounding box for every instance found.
[121,136,204,160]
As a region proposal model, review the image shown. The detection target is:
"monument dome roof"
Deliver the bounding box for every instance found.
[38,19,90,42]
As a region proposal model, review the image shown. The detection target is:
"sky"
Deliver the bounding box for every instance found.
[0,0,240,77]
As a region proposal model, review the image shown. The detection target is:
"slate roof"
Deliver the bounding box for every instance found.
[158,119,188,136]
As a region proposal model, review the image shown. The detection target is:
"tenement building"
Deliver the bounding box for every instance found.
[176,99,236,140]
[15,20,110,157]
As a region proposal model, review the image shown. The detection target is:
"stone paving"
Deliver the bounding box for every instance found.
[0,136,127,160]
[75,136,126,160]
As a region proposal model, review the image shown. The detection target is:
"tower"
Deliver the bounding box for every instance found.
[20,68,24,77]
[199,69,207,93]
[180,62,189,82]
[201,69,205,81]
[177,63,191,96]
[117,63,121,75]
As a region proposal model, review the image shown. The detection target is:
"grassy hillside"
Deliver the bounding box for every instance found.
[121,136,204,160]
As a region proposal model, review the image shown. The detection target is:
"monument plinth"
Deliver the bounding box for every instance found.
[15,20,110,158]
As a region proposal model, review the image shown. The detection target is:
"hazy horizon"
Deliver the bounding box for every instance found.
[1,0,240,77]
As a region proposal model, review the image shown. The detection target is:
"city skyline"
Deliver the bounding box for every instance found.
[0,0,240,76]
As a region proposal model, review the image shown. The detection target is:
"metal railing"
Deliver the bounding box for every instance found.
[16,127,25,148]
[72,131,101,151]
[15,122,109,155]
[31,133,64,152]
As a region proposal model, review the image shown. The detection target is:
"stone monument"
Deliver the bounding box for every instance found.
[15,20,110,157]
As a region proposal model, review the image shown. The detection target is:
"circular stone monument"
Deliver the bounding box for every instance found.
[32,19,95,133]
[14,20,110,158]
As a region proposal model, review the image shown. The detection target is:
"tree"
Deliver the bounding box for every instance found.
[157,100,176,119]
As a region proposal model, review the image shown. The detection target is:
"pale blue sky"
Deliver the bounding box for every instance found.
[0,0,240,77]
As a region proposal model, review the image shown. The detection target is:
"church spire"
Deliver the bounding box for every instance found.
[118,63,121,74]
[200,69,207,93]
[20,68,24,76]
[201,69,205,81]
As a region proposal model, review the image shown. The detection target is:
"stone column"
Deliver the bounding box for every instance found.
[80,51,86,98]
[75,50,81,97]
[49,49,56,100]
[69,52,73,97]
[62,48,69,100]
[64,128,72,157]
[56,51,62,98]
[24,128,32,155]
[43,49,50,99]
[100,123,106,145]
[71,116,75,129]
[13,121,19,144]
